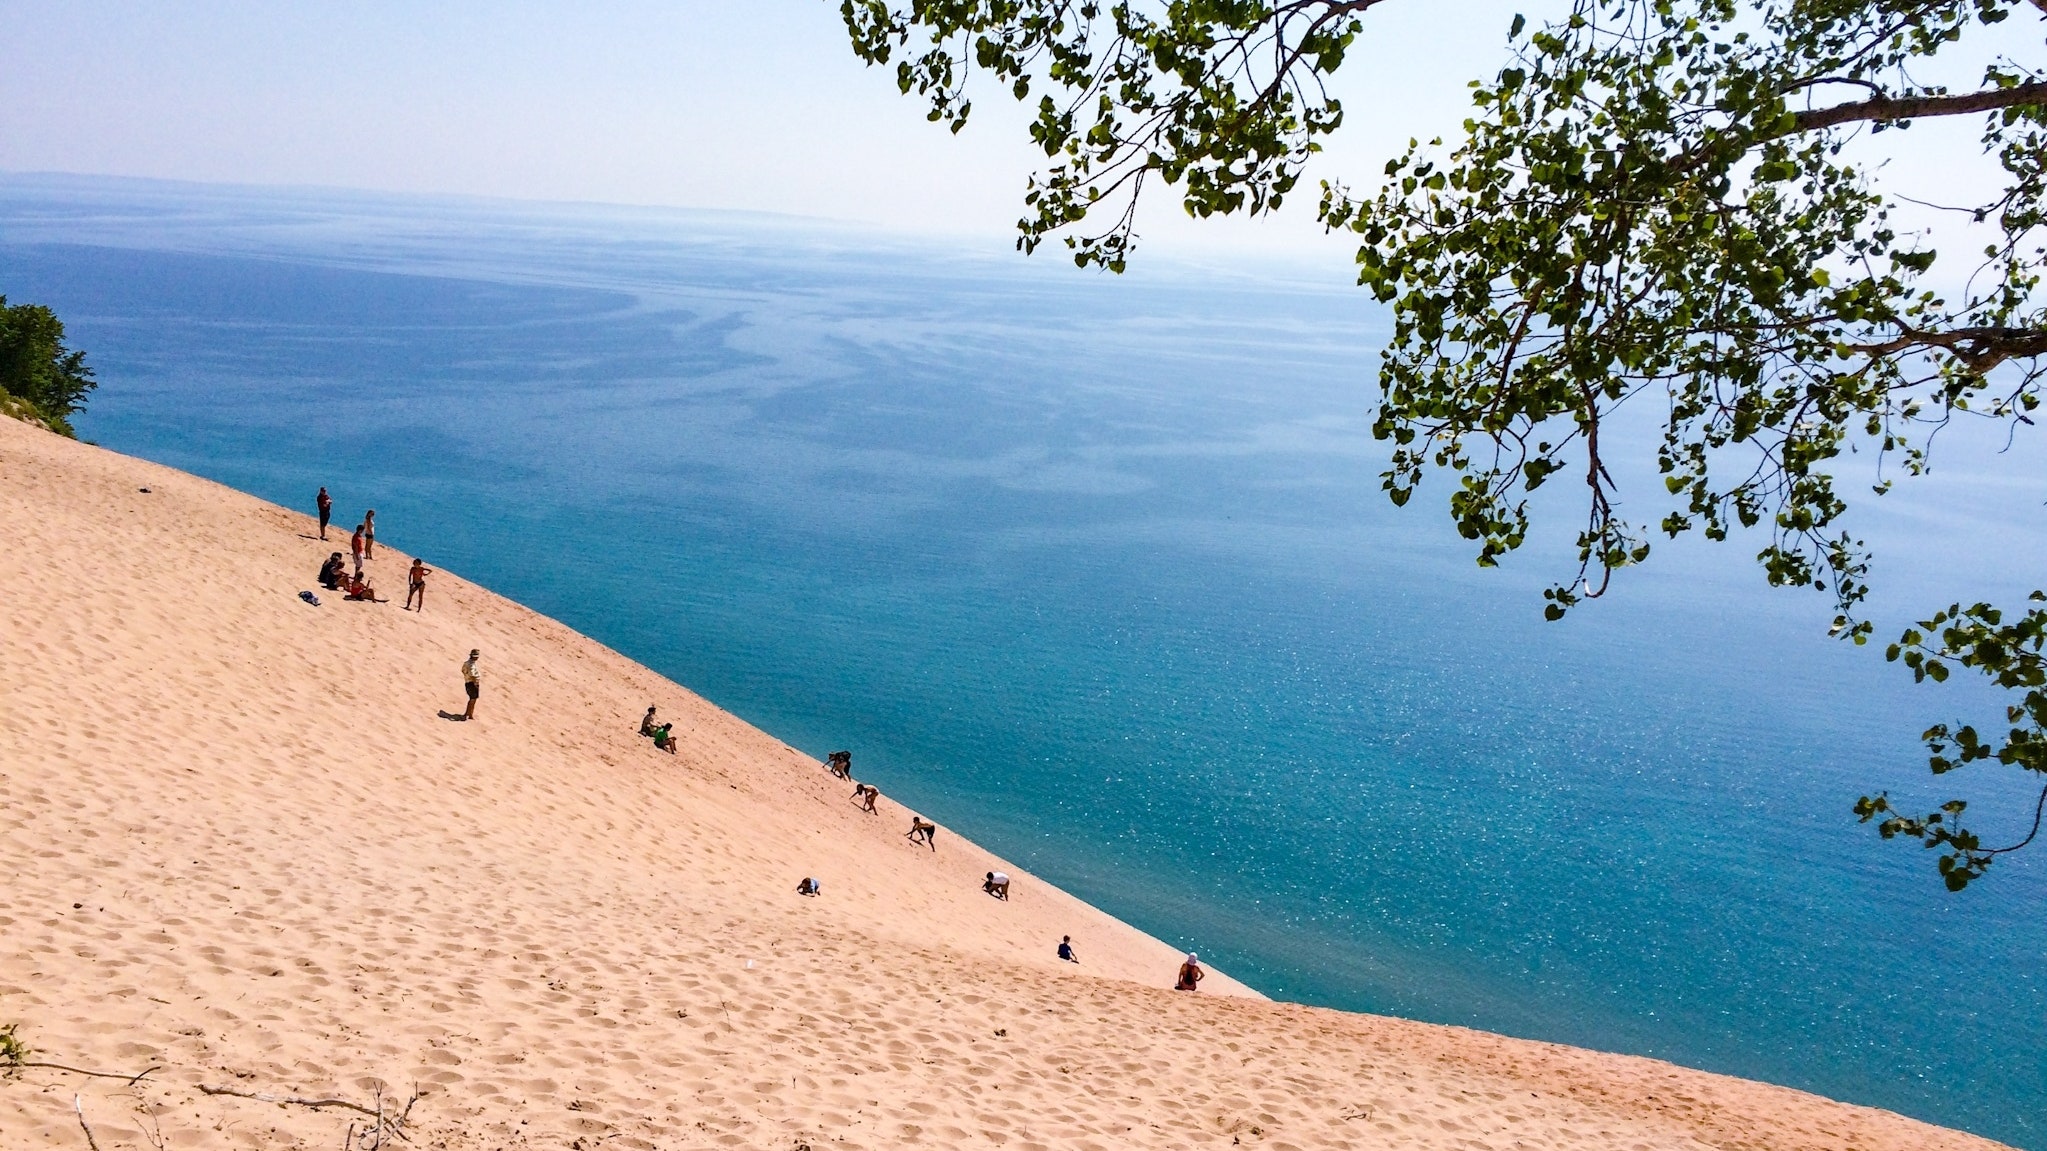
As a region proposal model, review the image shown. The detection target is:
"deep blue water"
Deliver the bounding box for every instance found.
[4,174,2043,1147]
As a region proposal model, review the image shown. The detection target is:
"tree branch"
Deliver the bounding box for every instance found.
[1849,324,2047,373]
[1792,80,2047,132]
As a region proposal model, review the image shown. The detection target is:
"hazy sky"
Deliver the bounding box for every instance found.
[0,1,1524,265]
[1,1,2021,275]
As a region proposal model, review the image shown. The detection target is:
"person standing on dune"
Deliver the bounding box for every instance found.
[362,508,377,559]
[316,486,332,540]
[406,558,431,611]
[350,523,365,577]
[461,649,481,721]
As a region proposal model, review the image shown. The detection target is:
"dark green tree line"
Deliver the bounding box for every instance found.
[0,297,96,438]
[837,0,2047,887]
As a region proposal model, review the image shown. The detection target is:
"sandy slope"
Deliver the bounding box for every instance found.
[0,416,2010,1151]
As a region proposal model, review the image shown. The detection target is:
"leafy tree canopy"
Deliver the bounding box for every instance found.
[0,297,96,438]
[839,0,2047,887]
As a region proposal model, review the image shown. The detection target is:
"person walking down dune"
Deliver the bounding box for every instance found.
[405,558,431,611]
[350,523,366,577]
[362,509,376,559]
[983,871,1009,900]
[316,486,332,540]
[906,817,936,849]
[1059,936,1078,963]
[460,649,481,721]
[1175,953,1204,992]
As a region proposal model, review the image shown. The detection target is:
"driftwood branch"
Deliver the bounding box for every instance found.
[201,1083,422,1145]
[16,1060,160,1085]
[73,1096,102,1151]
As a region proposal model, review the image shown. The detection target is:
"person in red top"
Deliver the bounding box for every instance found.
[316,487,333,540]
[350,524,365,577]
[345,571,383,602]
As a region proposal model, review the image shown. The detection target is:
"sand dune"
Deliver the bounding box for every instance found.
[0,415,2011,1150]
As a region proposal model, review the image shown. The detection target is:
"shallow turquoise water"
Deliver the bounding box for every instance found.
[4,175,2042,1147]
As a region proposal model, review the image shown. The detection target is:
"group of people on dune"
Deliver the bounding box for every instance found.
[302,488,480,722]
[628,676,1221,986]
[805,749,1207,989]
[311,488,432,610]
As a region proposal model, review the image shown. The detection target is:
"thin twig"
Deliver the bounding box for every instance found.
[17,1060,160,1085]
[73,1095,102,1151]
[200,1083,422,1145]
[128,1088,169,1151]
[200,1084,386,1120]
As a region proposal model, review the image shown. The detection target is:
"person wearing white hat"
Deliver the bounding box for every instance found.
[1175,953,1204,991]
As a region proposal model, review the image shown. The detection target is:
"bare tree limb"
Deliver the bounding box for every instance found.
[1792,80,2047,132]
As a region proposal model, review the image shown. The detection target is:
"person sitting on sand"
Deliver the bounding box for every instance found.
[640,706,659,736]
[1059,935,1078,963]
[1175,953,1204,992]
[318,552,347,591]
[906,816,936,849]
[796,877,821,897]
[344,572,383,602]
[652,723,677,754]
[983,871,1010,900]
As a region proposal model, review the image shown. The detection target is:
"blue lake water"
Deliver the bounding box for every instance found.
[4,173,2043,1147]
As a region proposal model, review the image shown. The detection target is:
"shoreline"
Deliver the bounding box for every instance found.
[0,413,2014,1150]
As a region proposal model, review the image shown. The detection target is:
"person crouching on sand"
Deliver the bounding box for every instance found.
[1175,953,1204,991]
[906,817,936,849]
[460,649,481,720]
[796,877,821,897]
[983,871,1010,900]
